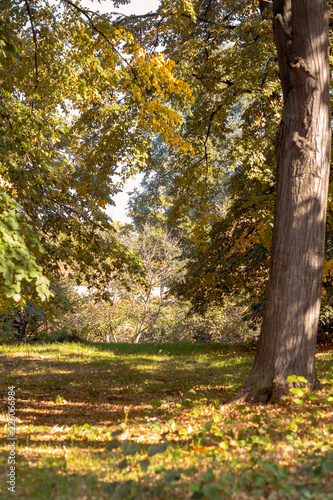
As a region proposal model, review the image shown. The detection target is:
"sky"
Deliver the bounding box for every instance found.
[80,1,160,223]
[81,0,160,16]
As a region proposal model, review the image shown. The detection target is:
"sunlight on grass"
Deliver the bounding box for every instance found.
[0,343,332,499]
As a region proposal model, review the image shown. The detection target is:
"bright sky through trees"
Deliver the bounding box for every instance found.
[80,0,160,223]
[81,0,160,16]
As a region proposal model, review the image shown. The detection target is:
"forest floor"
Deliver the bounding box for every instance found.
[0,341,333,499]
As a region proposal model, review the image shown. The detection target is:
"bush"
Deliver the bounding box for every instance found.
[132,299,259,345]
[0,301,47,343]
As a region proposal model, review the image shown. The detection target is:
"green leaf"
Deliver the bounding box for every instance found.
[184,467,198,476]
[203,469,215,482]
[139,459,150,472]
[322,461,333,473]
[299,466,313,476]
[313,466,323,476]
[112,430,124,437]
[5,288,15,298]
[297,376,308,384]
[106,481,120,493]
[213,412,221,423]
[163,468,183,484]
[191,492,204,499]
[201,422,213,434]
[201,485,221,500]
[117,459,128,470]
[149,398,161,407]
[106,439,121,450]
[114,482,136,499]
[290,387,306,397]
[148,442,170,457]
[122,441,140,456]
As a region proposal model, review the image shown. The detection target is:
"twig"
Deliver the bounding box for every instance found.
[203,106,221,170]
[24,0,39,92]
[60,0,138,82]
[203,0,214,18]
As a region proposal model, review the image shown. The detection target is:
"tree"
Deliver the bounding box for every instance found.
[131,0,332,333]
[125,0,279,310]
[237,0,331,402]
[125,0,332,399]
[126,2,282,336]
[0,0,192,305]
[118,224,184,342]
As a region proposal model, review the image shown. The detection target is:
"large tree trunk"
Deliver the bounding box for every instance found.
[236,0,331,403]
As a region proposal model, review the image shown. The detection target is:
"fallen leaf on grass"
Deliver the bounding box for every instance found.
[190,444,217,453]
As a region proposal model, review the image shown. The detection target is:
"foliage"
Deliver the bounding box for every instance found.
[15,224,183,342]
[123,0,279,309]
[46,281,258,346]
[49,278,131,342]
[126,0,333,321]
[2,0,332,342]
[137,300,258,344]
[0,0,192,304]
[0,192,51,304]
[0,300,47,342]
[18,223,256,345]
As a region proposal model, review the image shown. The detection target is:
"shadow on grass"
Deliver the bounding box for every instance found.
[0,455,109,500]
[1,444,331,500]
[0,344,254,426]
[1,342,333,499]
[0,449,192,500]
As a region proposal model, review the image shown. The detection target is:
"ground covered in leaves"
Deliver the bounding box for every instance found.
[0,342,333,499]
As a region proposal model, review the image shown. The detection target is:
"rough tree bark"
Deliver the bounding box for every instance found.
[236,0,331,403]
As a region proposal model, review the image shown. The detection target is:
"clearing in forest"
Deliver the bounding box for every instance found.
[0,342,333,499]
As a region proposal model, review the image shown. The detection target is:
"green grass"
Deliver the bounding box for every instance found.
[0,342,333,499]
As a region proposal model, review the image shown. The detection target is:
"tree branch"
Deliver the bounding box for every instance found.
[203,0,214,18]
[24,0,38,92]
[203,106,221,154]
[272,0,292,98]
[202,106,221,179]
[60,0,138,82]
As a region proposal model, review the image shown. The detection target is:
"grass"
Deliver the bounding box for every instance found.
[0,341,333,499]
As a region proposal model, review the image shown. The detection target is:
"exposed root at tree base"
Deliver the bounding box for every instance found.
[230,386,273,405]
[230,377,321,405]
